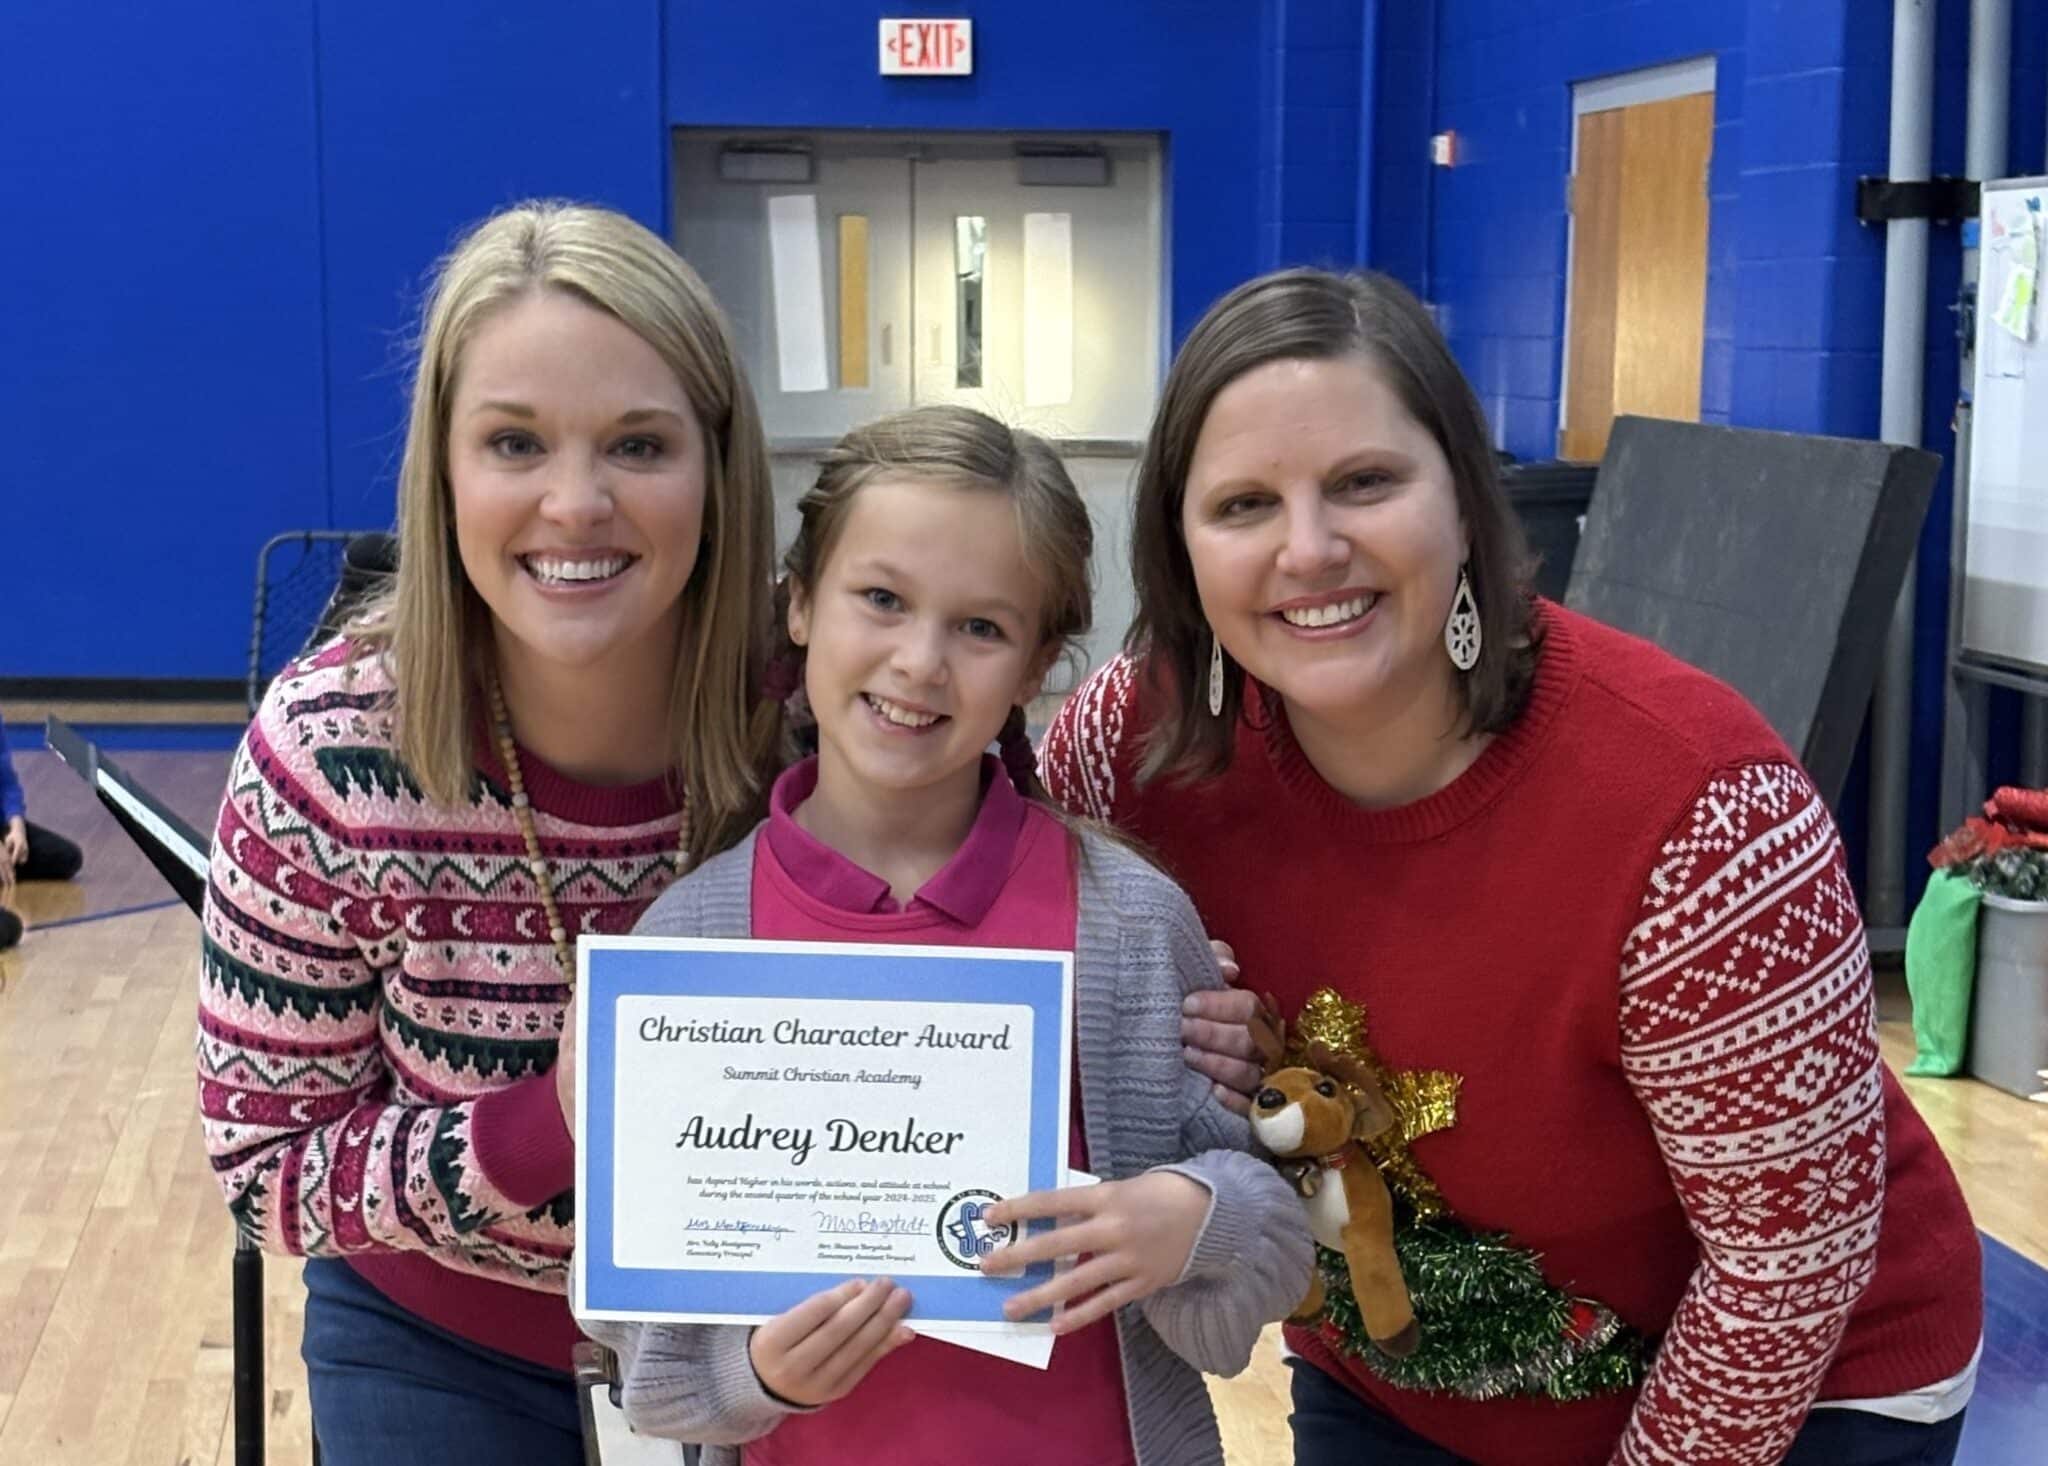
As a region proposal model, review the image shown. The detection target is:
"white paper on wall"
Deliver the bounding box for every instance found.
[767,194,830,394]
[1022,212,1074,409]
[1983,201,2042,381]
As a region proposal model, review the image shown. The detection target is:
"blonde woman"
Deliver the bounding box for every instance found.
[196,202,781,1466]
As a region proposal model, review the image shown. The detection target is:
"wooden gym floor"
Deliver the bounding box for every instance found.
[0,745,2043,1465]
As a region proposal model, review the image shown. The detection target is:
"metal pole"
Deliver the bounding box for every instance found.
[232,1236,266,1466]
[1968,0,2011,178]
[1870,0,1936,929]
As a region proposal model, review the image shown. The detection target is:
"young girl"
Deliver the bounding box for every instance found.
[578,405,1313,1465]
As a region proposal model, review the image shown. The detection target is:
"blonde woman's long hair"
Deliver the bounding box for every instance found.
[353,200,780,865]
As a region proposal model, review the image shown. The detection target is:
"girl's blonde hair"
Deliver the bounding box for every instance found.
[353,200,780,865]
[778,406,1090,793]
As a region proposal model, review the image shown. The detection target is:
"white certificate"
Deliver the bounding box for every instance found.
[572,936,1073,1332]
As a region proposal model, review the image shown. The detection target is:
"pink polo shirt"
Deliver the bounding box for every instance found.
[743,756,1136,1466]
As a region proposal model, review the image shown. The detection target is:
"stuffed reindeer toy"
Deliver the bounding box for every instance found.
[1249,1010,1420,1359]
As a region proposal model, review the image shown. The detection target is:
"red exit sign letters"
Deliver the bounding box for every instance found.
[879,18,973,76]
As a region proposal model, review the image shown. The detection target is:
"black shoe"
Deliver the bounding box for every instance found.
[0,906,21,951]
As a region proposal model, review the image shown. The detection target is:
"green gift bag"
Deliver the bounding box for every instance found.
[1904,869,1982,1076]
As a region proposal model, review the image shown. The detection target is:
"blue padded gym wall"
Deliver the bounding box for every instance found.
[2,3,329,683]
[6,0,1355,686]
[2,0,667,686]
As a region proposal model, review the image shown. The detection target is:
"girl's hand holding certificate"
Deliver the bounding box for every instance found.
[748,1277,914,1406]
[735,1167,1211,1404]
[981,1172,1211,1333]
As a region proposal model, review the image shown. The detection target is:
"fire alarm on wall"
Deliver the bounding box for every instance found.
[1430,131,1459,167]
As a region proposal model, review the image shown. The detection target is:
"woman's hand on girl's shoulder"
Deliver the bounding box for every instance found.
[980,1171,1211,1331]
[1179,940,1269,1114]
[748,1278,914,1407]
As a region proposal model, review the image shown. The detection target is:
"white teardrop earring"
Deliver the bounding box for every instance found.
[1444,567,1482,672]
[1208,633,1226,717]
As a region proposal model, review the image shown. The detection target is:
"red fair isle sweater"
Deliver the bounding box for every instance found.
[197,642,688,1371]
[1040,603,1981,1466]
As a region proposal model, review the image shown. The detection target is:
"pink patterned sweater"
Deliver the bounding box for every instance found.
[197,642,686,1370]
[1040,603,1982,1466]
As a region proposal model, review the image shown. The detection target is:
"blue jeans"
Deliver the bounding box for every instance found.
[1288,1358,1967,1466]
[301,1258,584,1466]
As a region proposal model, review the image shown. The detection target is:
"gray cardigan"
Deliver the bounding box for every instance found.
[582,826,1312,1466]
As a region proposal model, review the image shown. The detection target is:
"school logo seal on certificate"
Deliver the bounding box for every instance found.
[571,936,1072,1334]
[936,1188,1014,1269]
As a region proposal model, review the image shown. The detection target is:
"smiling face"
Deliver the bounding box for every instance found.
[787,476,1055,812]
[447,288,707,694]
[1180,353,1467,737]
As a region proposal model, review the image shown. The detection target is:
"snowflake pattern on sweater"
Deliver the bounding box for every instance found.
[197,646,686,1292]
[1613,762,1883,1466]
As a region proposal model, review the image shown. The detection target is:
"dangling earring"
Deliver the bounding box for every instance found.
[1444,566,1482,672]
[1208,634,1226,718]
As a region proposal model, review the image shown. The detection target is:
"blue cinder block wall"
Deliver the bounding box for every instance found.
[1373,0,2047,905]
[1259,0,1371,269]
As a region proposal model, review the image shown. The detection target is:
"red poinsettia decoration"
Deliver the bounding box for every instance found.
[1929,786,2048,870]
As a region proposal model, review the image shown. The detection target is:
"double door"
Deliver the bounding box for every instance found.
[673,131,1162,446]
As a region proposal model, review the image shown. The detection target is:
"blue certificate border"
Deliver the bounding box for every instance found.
[573,936,1073,1326]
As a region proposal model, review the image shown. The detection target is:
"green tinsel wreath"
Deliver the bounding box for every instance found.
[1313,1217,1649,1402]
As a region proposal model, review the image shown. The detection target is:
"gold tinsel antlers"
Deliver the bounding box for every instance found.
[1268,987,1464,1221]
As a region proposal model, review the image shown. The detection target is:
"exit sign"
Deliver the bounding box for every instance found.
[880,18,973,76]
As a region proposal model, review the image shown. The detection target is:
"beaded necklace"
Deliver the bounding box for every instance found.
[486,670,690,987]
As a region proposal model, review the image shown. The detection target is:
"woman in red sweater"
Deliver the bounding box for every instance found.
[1040,268,1983,1466]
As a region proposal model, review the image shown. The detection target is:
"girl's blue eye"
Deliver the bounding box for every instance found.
[862,587,902,612]
[963,617,1005,641]
[614,435,664,461]
[490,431,542,458]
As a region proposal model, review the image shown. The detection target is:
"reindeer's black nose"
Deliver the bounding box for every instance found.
[1254,1087,1286,1112]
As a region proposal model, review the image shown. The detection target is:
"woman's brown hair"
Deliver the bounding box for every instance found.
[1128,268,1537,784]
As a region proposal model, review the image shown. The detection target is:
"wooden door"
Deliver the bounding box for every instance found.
[1561,90,1713,462]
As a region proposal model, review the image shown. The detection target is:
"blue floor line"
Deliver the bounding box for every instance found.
[25,897,183,933]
